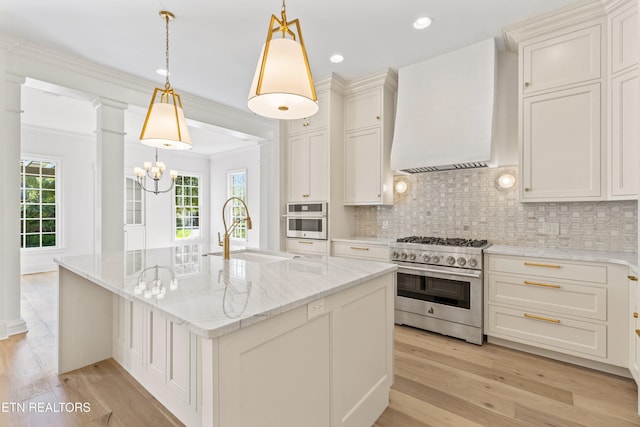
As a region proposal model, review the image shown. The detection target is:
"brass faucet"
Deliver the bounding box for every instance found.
[218,197,252,259]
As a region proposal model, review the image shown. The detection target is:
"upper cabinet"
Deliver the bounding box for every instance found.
[608,1,638,199]
[287,130,328,202]
[343,71,397,206]
[522,25,601,95]
[286,92,329,136]
[504,0,638,202]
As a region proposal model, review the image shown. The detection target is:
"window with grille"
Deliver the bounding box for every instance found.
[20,159,58,249]
[125,177,144,225]
[227,170,247,241]
[175,174,200,240]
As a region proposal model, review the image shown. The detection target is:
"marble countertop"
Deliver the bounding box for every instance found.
[486,245,638,274]
[55,245,396,340]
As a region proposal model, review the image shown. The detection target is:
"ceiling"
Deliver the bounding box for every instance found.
[1,0,584,113]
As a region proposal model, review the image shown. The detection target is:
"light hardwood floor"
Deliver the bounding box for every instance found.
[2,271,639,426]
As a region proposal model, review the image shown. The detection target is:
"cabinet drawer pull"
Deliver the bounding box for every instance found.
[524,280,560,289]
[298,241,314,245]
[634,312,638,319]
[524,313,560,324]
[376,115,381,120]
[636,329,640,338]
[524,82,530,88]
[350,246,370,251]
[524,262,561,269]
[629,276,638,282]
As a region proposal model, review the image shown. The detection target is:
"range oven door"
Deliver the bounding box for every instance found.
[394,263,482,328]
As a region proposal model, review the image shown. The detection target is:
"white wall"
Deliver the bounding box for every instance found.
[20,126,96,273]
[125,142,211,250]
[209,146,261,249]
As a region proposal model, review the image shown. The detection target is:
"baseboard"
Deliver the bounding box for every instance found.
[7,317,28,336]
[21,263,57,275]
[0,321,7,340]
[0,318,28,341]
[487,336,631,378]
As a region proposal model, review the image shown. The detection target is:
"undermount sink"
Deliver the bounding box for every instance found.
[205,249,293,263]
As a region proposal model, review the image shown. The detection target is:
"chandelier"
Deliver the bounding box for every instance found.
[139,10,192,150]
[247,0,318,120]
[133,148,177,195]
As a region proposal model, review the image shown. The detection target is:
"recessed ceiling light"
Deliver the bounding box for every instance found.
[156,68,170,77]
[413,16,432,30]
[329,54,344,64]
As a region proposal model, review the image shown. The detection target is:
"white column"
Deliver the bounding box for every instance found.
[94,98,127,254]
[0,68,27,339]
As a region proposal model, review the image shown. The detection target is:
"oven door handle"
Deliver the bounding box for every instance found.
[397,264,482,279]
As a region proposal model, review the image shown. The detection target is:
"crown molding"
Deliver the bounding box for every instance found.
[502,0,607,52]
[0,34,276,141]
[344,68,398,95]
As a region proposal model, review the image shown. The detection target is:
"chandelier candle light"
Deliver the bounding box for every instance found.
[134,148,178,195]
[139,10,192,150]
[247,0,318,120]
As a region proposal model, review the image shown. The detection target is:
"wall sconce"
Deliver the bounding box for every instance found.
[395,180,408,194]
[497,173,516,189]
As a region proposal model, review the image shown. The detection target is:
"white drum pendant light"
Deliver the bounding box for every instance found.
[140,11,192,150]
[248,1,318,120]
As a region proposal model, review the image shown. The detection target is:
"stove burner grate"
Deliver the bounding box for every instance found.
[395,236,489,248]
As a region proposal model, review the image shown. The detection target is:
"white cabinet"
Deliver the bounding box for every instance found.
[485,254,628,370]
[287,130,328,202]
[517,23,603,202]
[629,274,640,384]
[521,83,602,200]
[286,92,329,135]
[331,240,389,262]
[343,72,396,206]
[609,69,638,198]
[521,25,601,94]
[286,238,328,256]
[506,0,639,201]
[344,128,383,204]
[608,1,638,199]
[610,2,639,75]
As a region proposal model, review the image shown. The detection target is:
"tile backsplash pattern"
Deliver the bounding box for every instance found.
[355,167,638,252]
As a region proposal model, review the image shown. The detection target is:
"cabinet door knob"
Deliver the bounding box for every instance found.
[524,188,530,192]
[634,312,638,318]
[524,82,530,88]
[636,329,640,338]
[376,115,380,120]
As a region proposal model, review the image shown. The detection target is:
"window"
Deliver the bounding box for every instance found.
[20,159,58,249]
[125,177,144,226]
[227,170,247,240]
[175,174,200,240]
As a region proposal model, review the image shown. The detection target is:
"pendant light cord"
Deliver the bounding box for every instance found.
[164,12,170,90]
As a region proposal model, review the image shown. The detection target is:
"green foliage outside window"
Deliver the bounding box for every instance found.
[20,159,57,248]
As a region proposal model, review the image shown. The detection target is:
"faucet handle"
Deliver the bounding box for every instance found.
[217,232,224,246]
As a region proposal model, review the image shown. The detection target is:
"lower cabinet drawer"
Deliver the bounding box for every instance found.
[487,273,607,321]
[286,239,328,255]
[332,242,389,261]
[488,255,608,284]
[486,305,607,358]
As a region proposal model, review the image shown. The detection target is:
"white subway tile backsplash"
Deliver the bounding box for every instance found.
[354,167,638,252]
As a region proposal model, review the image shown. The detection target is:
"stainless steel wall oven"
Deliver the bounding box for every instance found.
[284,202,327,240]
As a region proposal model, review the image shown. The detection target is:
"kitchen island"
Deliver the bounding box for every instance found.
[55,245,396,427]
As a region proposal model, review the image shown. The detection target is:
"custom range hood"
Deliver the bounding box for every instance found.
[391,38,497,174]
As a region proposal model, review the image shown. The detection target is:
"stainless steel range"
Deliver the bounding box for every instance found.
[390,236,491,345]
